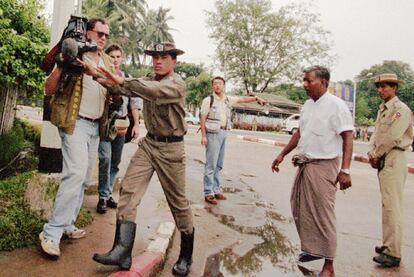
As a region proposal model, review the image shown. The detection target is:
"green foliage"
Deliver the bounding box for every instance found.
[0,0,49,99]
[207,0,332,94]
[356,60,414,120]
[175,62,205,80]
[269,84,307,104]
[76,207,93,228]
[0,119,40,179]
[123,63,152,78]
[0,120,25,168]
[0,172,46,251]
[186,71,213,109]
[83,1,175,66]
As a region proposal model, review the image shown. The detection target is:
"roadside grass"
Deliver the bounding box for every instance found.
[0,119,93,251]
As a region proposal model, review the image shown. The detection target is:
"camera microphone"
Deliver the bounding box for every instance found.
[61,38,78,62]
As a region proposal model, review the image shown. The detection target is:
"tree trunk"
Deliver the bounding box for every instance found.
[0,84,18,136]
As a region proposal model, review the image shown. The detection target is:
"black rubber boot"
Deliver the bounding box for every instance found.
[172,228,194,276]
[93,220,136,270]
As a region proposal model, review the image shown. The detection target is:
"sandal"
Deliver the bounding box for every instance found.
[205,195,217,205]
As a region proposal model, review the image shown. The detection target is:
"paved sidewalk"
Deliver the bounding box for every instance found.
[237,135,414,174]
[0,141,177,277]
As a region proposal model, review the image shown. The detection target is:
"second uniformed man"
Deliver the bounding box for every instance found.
[368,73,413,267]
[87,42,194,276]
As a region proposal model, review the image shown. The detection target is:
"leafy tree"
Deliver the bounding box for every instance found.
[0,0,49,98]
[269,84,307,104]
[356,60,414,120]
[138,7,175,65]
[175,62,204,80]
[83,0,147,66]
[206,0,332,94]
[185,71,213,110]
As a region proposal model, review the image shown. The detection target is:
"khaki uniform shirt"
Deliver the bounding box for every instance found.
[370,96,413,158]
[116,72,187,137]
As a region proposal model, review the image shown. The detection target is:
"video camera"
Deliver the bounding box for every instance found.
[41,15,97,75]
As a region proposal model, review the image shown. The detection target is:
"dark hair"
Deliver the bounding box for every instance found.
[212,76,226,85]
[87,17,108,31]
[105,44,123,55]
[303,65,330,87]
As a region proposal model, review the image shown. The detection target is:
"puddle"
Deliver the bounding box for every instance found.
[202,172,299,276]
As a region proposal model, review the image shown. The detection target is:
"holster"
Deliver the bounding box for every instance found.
[378,155,386,172]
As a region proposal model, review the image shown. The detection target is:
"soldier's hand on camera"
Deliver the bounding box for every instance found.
[256,97,266,106]
[96,67,125,86]
[77,58,98,77]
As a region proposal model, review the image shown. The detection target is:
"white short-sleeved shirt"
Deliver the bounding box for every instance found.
[200,93,238,126]
[298,92,354,159]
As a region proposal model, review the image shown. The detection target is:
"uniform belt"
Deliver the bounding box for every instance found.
[78,115,100,123]
[147,133,183,143]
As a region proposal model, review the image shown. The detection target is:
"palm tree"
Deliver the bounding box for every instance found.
[139,7,175,64]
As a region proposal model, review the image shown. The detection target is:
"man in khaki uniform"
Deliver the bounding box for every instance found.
[86,43,194,276]
[368,73,413,267]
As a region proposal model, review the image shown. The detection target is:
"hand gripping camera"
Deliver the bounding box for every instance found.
[41,15,97,75]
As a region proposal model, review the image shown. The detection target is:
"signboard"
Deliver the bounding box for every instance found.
[328,82,355,120]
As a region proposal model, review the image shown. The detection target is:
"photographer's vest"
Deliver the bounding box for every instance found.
[50,53,114,139]
[205,95,232,133]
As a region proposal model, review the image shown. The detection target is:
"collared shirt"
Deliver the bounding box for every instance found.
[298,92,354,159]
[200,93,238,126]
[79,54,107,119]
[118,72,187,137]
[370,96,413,157]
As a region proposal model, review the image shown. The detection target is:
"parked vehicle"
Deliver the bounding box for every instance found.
[185,112,200,125]
[281,114,300,134]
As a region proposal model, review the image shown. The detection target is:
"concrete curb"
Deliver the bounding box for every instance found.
[237,135,414,174]
[109,215,176,277]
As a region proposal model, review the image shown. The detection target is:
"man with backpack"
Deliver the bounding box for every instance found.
[200,76,266,204]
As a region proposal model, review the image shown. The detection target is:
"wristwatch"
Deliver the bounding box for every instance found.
[340,168,350,175]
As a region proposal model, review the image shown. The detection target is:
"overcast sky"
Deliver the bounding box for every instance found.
[46,0,414,82]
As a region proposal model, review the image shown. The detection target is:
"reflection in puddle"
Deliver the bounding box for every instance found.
[204,207,296,276]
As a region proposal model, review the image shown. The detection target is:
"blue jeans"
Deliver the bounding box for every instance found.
[203,129,227,196]
[98,135,125,199]
[43,119,99,243]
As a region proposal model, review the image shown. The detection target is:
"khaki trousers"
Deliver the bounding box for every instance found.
[378,149,407,258]
[117,137,193,234]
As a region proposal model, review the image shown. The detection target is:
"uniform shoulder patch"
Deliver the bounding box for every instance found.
[393,112,402,120]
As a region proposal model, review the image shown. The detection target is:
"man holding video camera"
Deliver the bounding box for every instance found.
[39,17,114,258]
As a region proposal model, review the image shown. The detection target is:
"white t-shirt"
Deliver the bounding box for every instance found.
[78,54,107,119]
[298,92,354,159]
[200,93,238,126]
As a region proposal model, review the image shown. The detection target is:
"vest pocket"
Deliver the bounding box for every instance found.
[50,98,69,128]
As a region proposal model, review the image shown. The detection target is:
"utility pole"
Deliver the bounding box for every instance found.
[39,0,79,173]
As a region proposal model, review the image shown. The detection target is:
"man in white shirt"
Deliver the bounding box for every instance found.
[271,66,353,277]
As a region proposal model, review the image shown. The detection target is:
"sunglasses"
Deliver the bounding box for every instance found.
[93,30,110,39]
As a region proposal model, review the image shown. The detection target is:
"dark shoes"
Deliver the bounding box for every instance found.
[214,193,227,200]
[93,220,136,270]
[97,197,117,213]
[298,252,323,263]
[172,228,194,276]
[375,245,387,254]
[373,253,401,267]
[97,198,107,214]
[107,196,118,209]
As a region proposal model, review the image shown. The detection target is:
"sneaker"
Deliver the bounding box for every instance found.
[107,196,118,209]
[63,227,86,239]
[373,253,401,267]
[97,198,107,214]
[39,232,60,257]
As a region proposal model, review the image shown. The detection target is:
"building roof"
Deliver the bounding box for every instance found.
[231,93,301,115]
